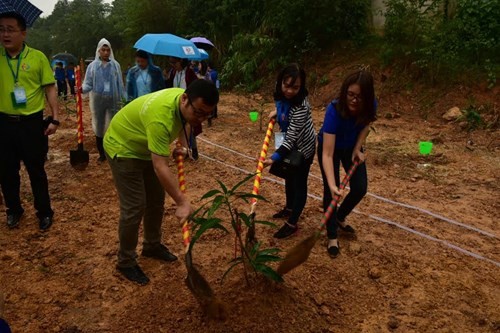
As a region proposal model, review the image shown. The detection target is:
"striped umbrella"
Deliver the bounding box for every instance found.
[0,0,42,27]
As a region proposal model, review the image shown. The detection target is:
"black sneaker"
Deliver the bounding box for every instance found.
[142,244,178,262]
[7,212,23,229]
[39,216,53,231]
[272,208,292,219]
[117,265,149,285]
[273,223,297,239]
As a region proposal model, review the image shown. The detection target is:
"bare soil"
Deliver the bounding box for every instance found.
[1,61,499,332]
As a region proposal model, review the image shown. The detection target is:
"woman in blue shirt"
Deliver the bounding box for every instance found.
[317,70,377,257]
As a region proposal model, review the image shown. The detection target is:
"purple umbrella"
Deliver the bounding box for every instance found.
[190,37,215,51]
[0,0,42,27]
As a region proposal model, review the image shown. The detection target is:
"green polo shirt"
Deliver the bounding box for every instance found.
[0,44,55,115]
[104,88,185,160]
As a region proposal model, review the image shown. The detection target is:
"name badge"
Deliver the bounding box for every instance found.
[11,86,27,108]
[275,132,285,149]
[104,81,110,93]
[14,86,27,103]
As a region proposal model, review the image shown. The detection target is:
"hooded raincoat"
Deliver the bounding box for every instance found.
[82,38,125,137]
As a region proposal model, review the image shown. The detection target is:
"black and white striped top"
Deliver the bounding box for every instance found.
[276,97,316,160]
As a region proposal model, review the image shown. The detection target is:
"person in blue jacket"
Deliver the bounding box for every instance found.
[317,70,377,257]
[54,62,67,100]
[126,50,165,102]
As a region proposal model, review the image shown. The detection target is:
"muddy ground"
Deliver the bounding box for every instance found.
[0,61,499,332]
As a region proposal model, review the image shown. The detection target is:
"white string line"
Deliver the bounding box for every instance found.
[197,152,500,268]
[357,212,500,268]
[198,136,497,239]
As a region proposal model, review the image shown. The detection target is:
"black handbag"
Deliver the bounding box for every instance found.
[269,149,305,178]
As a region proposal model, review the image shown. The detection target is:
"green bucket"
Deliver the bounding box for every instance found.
[249,111,258,122]
[419,141,433,155]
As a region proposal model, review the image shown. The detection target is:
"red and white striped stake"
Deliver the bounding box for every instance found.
[75,66,84,145]
[250,118,276,213]
[175,144,190,250]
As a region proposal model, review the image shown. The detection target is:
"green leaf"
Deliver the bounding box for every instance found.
[216,179,229,194]
[253,264,284,282]
[201,189,222,200]
[207,195,225,216]
[221,259,243,284]
[254,219,277,228]
[190,217,225,246]
[230,173,255,192]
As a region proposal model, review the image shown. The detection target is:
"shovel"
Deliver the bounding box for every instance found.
[277,160,360,276]
[246,118,276,248]
[175,146,225,320]
[70,65,89,169]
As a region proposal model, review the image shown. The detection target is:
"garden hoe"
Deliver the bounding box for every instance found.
[246,118,276,248]
[175,145,226,320]
[277,160,360,276]
[69,65,89,169]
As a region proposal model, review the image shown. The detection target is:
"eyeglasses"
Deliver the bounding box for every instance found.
[347,91,362,102]
[188,98,212,119]
[0,27,21,35]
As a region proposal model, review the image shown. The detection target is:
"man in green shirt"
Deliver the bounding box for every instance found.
[104,79,218,285]
[0,13,59,231]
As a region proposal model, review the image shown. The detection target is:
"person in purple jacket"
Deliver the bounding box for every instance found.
[317,70,377,258]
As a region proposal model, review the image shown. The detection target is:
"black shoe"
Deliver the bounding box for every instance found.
[7,213,23,229]
[338,223,356,234]
[39,216,53,231]
[272,208,292,219]
[327,240,340,258]
[117,265,150,285]
[142,244,178,262]
[273,223,297,239]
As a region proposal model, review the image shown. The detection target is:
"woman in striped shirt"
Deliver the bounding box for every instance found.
[263,64,316,239]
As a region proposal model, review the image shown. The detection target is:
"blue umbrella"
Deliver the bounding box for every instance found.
[0,0,42,27]
[50,59,67,68]
[134,33,201,60]
[192,49,209,61]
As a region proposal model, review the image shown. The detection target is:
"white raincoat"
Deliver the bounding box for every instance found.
[82,38,125,137]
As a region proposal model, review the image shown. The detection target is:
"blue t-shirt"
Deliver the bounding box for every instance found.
[66,68,75,81]
[275,100,290,133]
[318,99,376,149]
[0,318,12,333]
[54,67,65,81]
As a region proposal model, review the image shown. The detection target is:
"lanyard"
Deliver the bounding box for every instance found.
[6,50,23,85]
[174,70,185,88]
[139,69,149,86]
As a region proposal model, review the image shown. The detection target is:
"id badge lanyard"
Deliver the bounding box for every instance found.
[6,50,23,87]
[6,50,27,106]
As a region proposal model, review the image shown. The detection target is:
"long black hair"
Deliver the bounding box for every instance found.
[337,70,377,126]
[273,63,308,106]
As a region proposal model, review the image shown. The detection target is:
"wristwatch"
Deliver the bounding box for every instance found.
[50,119,60,126]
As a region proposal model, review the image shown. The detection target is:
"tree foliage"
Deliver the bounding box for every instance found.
[25,0,497,89]
[381,0,499,84]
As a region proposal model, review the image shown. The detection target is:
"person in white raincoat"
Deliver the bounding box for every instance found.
[82,38,125,162]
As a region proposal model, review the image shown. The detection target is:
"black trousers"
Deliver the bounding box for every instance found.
[56,79,67,99]
[284,154,314,226]
[0,111,53,218]
[317,141,367,239]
